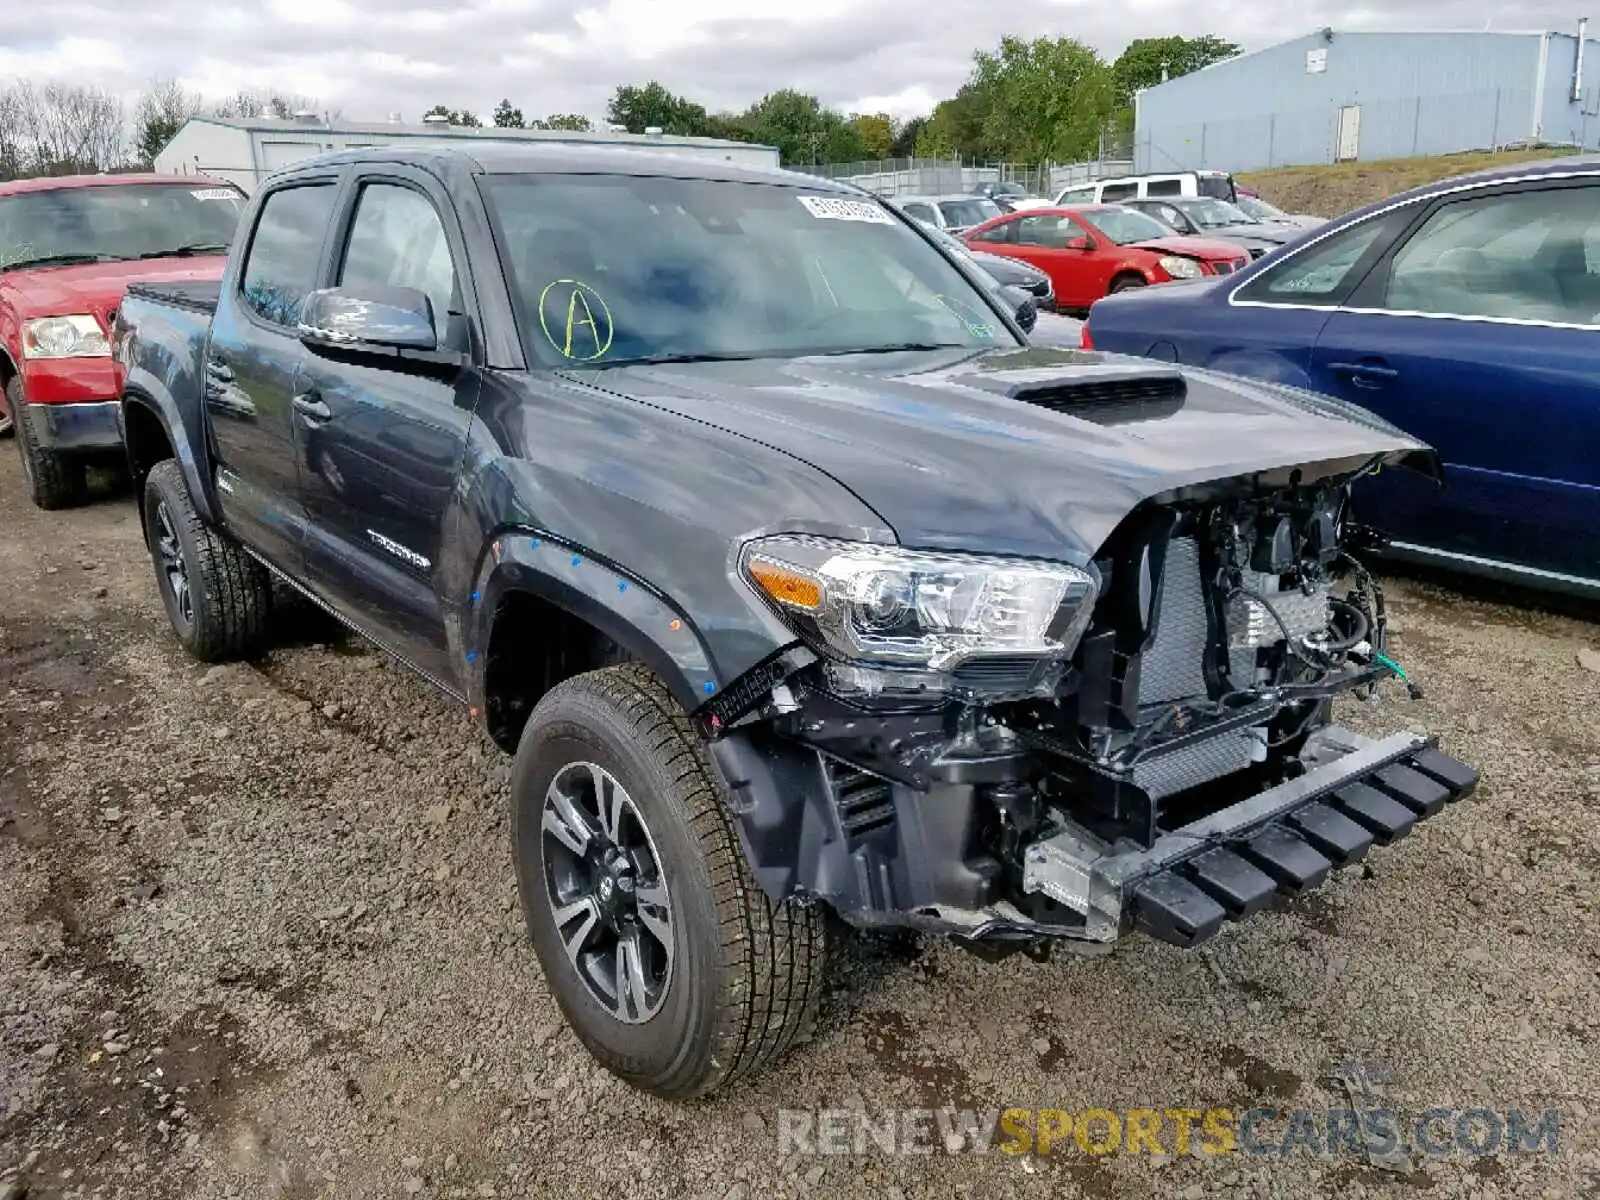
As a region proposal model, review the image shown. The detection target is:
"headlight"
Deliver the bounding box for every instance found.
[1157,256,1201,280]
[22,315,111,359]
[739,535,1098,671]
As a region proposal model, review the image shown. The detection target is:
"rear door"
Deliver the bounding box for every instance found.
[291,167,483,689]
[1310,178,1600,582]
[205,174,342,573]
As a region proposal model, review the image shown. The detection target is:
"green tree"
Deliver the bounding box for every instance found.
[920,83,998,160]
[493,99,524,128]
[850,112,895,159]
[528,113,594,131]
[1111,35,1239,107]
[423,104,482,127]
[889,115,925,157]
[972,35,1114,162]
[605,82,707,135]
[744,90,860,164]
[703,111,755,143]
[134,78,200,164]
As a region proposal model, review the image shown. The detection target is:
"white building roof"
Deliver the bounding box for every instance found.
[186,115,771,155]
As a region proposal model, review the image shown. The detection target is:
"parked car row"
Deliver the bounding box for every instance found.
[1082,155,1599,599]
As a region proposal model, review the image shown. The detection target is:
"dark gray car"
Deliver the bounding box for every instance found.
[1124,196,1294,260]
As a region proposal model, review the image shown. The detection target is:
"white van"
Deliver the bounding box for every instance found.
[1052,170,1236,206]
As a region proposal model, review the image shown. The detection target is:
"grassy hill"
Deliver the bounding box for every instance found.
[1238,147,1582,218]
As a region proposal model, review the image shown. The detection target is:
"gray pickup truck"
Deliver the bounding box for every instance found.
[113,144,1476,1099]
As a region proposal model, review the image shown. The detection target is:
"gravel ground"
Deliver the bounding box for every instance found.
[2,450,1598,1200]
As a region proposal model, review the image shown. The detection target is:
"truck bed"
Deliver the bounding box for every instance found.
[123,279,221,315]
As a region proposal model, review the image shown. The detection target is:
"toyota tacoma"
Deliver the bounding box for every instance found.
[113,145,1477,1100]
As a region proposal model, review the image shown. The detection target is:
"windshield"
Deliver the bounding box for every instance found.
[1176,197,1256,228]
[1235,195,1289,221]
[938,198,1002,228]
[483,174,1018,365]
[0,182,247,272]
[1080,207,1177,245]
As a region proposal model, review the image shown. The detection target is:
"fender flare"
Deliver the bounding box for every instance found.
[461,528,724,716]
[118,385,221,527]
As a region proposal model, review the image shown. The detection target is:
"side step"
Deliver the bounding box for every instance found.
[1132,743,1476,948]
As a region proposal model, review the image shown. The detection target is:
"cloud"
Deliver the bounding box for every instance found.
[1,0,1591,126]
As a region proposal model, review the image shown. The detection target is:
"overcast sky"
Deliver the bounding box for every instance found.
[2,0,1593,124]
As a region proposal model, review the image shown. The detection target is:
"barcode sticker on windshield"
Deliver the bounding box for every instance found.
[190,188,237,200]
[798,196,894,225]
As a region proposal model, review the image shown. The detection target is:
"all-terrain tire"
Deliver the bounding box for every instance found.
[142,460,273,662]
[511,662,827,1099]
[10,378,87,509]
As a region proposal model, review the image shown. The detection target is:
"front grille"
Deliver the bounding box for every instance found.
[1131,729,1255,799]
[1140,537,1211,705]
[1211,261,1234,275]
[952,655,1044,691]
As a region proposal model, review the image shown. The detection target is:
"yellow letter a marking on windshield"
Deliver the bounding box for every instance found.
[565,287,601,358]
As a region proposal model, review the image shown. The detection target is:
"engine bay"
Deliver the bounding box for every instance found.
[710,464,1444,949]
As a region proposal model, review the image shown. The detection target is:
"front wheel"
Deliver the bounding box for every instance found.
[142,460,273,662]
[1109,274,1148,295]
[512,663,827,1099]
[10,379,86,509]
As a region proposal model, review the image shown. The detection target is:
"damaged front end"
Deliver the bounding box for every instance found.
[705,456,1478,955]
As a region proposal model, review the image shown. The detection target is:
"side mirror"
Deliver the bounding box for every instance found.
[298,285,439,355]
[1000,284,1037,333]
[1063,235,1092,251]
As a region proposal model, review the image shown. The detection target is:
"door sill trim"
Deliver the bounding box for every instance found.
[248,551,469,705]
[1382,541,1600,598]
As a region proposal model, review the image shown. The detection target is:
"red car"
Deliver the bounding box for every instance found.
[961,204,1250,314]
[1,173,247,508]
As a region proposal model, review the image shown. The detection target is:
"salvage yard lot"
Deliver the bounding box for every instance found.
[2,452,1598,1200]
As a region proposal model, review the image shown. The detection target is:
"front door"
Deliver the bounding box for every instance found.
[1336,106,1362,162]
[1310,179,1600,582]
[292,171,482,689]
[205,176,342,573]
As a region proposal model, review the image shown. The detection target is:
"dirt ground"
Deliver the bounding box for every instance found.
[1238,148,1578,217]
[2,449,1598,1200]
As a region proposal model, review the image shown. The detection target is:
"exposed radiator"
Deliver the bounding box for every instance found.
[1131,728,1255,799]
[1139,537,1210,705]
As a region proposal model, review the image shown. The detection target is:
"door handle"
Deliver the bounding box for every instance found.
[1327,360,1399,381]
[292,391,332,422]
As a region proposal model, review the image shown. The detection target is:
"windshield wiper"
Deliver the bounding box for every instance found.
[137,242,229,259]
[813,342,974,357]
[594,352,764,367]
[0,252,120,272]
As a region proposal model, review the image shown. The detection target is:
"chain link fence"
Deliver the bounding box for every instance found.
[791,154,1135,199]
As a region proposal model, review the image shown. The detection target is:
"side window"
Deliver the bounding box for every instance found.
[1146,179,1184,197]
[902,203,935,225]
[1057,186,1096,205]
[1380,186,1599,323]
[1016,216,1071,248]
[1100,181,1138,202]
[239,184,337,327]
[972,219,1016,244]
[338,183,459,339]
[1237,212,1402,306]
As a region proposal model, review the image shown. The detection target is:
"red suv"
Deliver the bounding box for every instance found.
[962,204,1250,315]
[1,173,246,508]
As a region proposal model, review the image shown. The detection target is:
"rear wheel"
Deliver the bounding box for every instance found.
[10,379,87,509]
[512,663,827,1099]
[1109,273,1148,295]
[142,460,273,662]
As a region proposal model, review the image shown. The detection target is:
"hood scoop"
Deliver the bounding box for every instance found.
[957,361,1188,427]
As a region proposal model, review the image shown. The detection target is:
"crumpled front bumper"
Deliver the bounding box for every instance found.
[1022,726,1478,949]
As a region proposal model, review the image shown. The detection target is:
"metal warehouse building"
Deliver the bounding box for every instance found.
[154,115,780,194]
[1134,24,1600,173]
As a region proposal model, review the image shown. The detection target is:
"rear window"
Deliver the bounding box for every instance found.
[937,199,1001,227]
[1198,174,1236,201]
[482,173,1019,366]
[0,183,247,272]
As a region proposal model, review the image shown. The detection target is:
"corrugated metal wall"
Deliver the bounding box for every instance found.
[1135,30,1547,172]
[1538,32,1600,149]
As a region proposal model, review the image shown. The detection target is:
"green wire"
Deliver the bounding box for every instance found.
[1373,651,1407,681]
